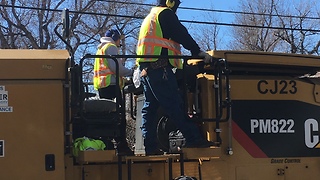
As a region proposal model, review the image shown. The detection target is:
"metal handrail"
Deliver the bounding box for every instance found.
[74,54,231,121]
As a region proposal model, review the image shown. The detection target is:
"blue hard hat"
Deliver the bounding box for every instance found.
[157,0,166,6]
[105,29,122,41]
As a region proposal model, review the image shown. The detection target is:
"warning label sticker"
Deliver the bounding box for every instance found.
[0,107,13,112]
[0,91,8,106]
[0,86,13,112]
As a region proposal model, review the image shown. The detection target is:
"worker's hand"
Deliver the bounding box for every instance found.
[198,51,213,63]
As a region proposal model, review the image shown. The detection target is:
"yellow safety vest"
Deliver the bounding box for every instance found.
[93,43,123,90]
[136,7,183,69]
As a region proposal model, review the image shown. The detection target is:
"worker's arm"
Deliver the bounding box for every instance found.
[106,45,133,77]
[158,9,201,56]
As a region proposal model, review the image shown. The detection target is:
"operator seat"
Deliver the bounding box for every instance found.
[83,98,116,113]
[72,95,120,145]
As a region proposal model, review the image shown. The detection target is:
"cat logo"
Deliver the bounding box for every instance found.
[304,118,320,148]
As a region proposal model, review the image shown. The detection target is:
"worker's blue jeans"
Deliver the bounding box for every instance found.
[140,67,202,153]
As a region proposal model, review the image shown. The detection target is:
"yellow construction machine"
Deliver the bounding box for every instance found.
[1,10,320,180]
[2,48,320,180]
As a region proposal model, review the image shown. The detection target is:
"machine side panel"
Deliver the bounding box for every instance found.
[230,77,320,158]
[0,81,65,180]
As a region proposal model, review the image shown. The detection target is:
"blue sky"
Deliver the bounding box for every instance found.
[178,0,239,21]
[180,0,239,9]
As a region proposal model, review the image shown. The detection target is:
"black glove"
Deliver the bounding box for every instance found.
[198,51,213,63]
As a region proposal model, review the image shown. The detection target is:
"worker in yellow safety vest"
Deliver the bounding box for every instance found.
[94,29,133,98]
[136,0,215,156]
[94,29,134,155]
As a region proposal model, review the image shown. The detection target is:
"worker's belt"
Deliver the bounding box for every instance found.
[143,58,169,70]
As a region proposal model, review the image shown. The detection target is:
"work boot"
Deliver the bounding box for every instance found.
[184,138,215,148]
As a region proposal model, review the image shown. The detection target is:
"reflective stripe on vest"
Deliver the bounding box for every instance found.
[136,7,183,69]
[93,43,116,90]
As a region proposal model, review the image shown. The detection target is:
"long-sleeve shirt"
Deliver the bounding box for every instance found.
[157,7,201,56]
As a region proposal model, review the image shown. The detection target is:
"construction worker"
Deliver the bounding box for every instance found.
[136,0,215,155]
[94,29,133,155]
[94,29,133,99]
